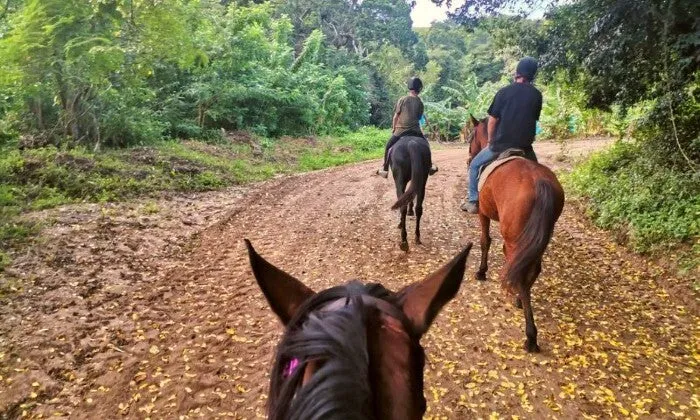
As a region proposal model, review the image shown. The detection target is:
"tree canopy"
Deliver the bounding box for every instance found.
[0,0,697,170]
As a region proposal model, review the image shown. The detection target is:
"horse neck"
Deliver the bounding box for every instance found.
[470,126,488,159]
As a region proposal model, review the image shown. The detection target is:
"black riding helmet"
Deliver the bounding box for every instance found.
[407,77,423,93]
[516,57,538,82]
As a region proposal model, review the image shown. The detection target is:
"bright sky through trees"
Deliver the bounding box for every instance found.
[411,0,548,27]
[411,0,461,27]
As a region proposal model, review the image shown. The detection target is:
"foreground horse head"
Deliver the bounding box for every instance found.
[467,116,564,353]
[245,239,472,419]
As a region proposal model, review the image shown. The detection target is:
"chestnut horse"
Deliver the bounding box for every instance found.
[467,115,564,352]
[245,239,472,419]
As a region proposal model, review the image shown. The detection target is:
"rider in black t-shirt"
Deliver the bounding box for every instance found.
[461,57,543,214]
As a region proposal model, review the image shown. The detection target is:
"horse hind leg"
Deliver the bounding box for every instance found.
[414,192,424,245]
[395,178,407,229]
[515,259,541,308]
[520,259,542,352]
[399,205,409,251]
[475,214,491,281]
[520,287,539,353]
[395,178,409,251]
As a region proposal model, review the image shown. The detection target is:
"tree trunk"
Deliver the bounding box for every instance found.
[53,60,71,138]
[92,113,101,152]
[32,97,44,130]
[69,91,82,141]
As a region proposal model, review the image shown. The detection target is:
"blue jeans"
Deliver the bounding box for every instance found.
[468,147,499,203]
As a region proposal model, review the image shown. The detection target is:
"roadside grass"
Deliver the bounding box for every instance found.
[562,140,699,277]
[0,127,389,270]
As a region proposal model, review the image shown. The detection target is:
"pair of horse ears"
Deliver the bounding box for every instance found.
[244,239,472,337]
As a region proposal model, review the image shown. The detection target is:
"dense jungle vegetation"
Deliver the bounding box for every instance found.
[0,0,698,270]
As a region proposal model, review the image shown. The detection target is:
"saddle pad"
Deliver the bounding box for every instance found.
[478,156,526,192]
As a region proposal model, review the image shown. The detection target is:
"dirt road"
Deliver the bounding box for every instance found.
[1,138,697,419]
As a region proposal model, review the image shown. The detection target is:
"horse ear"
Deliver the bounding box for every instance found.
[399,243,472,337]
[470,114,480,126]
[245,239,314,325]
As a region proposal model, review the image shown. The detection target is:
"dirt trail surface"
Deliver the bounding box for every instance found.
[1,137,698,419]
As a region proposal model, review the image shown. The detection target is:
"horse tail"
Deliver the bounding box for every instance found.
[505,179,558,291]
[391,183,416,210]
[391,141,426,210]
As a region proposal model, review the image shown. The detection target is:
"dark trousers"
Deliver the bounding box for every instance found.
[383,130,425,171]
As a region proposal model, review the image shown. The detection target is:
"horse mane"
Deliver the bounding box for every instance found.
[268,282,397,420]
[468,116,489,157]
[477,116,488,132]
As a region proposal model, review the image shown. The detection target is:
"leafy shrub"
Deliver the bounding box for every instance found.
[0,2,372,148]
[424,100,466,141]
[564,141,699,256]
[336,126,390,152]
[0,250,9,271]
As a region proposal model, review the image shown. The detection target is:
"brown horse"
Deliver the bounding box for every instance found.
[467,115,564,353]
[245,239,472,419]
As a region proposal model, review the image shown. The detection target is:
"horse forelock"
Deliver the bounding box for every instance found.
[268,282,402,420]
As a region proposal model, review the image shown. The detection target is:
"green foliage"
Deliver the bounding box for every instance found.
[142,201,160,215]
[0,1,380,146]
[0,250,9,271]
[565,141,700,255]
[0,220,41,245]
[0,128,388,212]
[414,21,511,140]
[537,0,699,171]
[538,71,585,145]
[368,44,415,113]
[276,0,417,57]
[424,100,466,141]
[299,127,388,170]
[335,126,388,152]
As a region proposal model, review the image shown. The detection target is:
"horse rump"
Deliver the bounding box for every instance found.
[504,179,560,291]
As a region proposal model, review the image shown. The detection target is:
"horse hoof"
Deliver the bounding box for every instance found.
[475,271,487,281]
[524,340,540,353]
[514,298,523,309]
[400,242,409,252]
[415,238,422,245]
[407,209,415,216]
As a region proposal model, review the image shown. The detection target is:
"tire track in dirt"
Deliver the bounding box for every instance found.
[1,138,697,419]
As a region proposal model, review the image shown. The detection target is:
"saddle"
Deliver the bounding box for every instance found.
[388,130,426,160]
[477,148,528,192]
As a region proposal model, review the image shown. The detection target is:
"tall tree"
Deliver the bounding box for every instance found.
[435,0,699,166]
[276,0,417,58]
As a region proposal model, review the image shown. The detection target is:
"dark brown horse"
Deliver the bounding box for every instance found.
[245,239,472,419]
[389,136,432,251]
[467,115,565,352]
